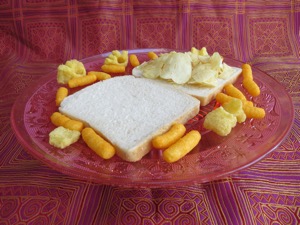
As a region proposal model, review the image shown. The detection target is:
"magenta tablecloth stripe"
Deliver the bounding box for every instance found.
[0,1,299,224]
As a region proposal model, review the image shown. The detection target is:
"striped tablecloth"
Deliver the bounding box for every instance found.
[1,1,299,224]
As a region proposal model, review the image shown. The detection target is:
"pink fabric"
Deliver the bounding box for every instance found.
[1,1,299,224]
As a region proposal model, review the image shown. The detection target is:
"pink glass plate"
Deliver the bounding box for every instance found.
[11,49,294,188]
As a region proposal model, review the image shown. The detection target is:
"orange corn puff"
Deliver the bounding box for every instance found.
[55,87,68,106]
[50,112,84,131]
[82,127,115,159]
[87,71,111,81]
[163,130,201,163]
[50,112,70,127]
[147,51,158,60]
[224,83,246,100]
[63,119,84,132]
[68,74,97,88]
[101,64,125,73]
[242,64,261,97]
[243,105,266,119]
[216,93,253,107]
[152,123,186,149]
[129,54,140,67]
[242,64,253,80]
[243,78,260,97]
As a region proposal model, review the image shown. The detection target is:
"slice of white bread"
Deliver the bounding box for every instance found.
[59,75,200,162]
[132,66,242,106]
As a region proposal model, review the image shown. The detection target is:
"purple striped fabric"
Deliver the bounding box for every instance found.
[0,1,299,224]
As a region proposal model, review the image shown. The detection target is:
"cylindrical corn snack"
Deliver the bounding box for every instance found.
[101,64,126,73]
[243,105,266,119]
[68,74,97,88]
[88,71,111,81]
[224,84,246,100]
[152,123,186,149]
[50,112,84,131]
[147,51,158,60]
[242,63,261,97]
[55,87,68,106]
[242,64,253,80]
[163,130,201,163]
[63,119,84,132]
[82,127,115,159]
[50,112,70,127]
[243,78,260,97]
[129,54,140,67]
[216,93,253,107]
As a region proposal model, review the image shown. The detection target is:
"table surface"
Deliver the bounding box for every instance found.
[0,1,299,225]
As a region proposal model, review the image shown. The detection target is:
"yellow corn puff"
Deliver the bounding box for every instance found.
[147,51,158,60]
[55,87,68,106]
[242,64,253,80]
[243,105,266,119]
[88,71,111,81]
[243,78,260,97]
[216,93,253,107]
[82,127,115,160]
[163,130,201,163]
[101,64,126,73]
[50,112,70,127]
[224,83,246,100]
[129,54,140,67]
[68,74,97,88]
[242,64,261,97]
[50,112,84,132]
[63,119,84,132]
[152,123,186,149]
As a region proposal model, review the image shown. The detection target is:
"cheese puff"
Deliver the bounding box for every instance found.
[224,83,246,100]
[63,119,85,131]
[55,87,68,106]
[82,127,115,159]
[242,64,260,97]
[129,54,140,67]
[243,105,266,119]
[57,59,86,84]
[50,112,84,131]
[242,64,253,80]
[152,123,186,149]
[147,51,158,60]
[68,74,97,88]
[50,112,70,127]
[88,71,111,81]
[216,93,253,107]
[163,130,201,163]
[101,64,126,73]
[104,50,128,67]
[243,78,260,97]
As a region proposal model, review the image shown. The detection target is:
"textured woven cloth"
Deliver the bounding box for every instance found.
[1,1,299,224]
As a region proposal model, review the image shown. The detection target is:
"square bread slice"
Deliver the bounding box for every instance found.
[59,75,200,162]
[170,67,242,106]
[132,66,242,106]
